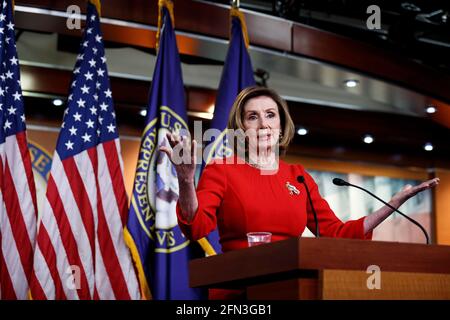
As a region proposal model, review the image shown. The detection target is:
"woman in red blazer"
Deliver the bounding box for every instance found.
[160,86,439,299]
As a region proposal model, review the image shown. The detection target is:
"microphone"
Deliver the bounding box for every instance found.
[297,176,320,237]
[332,178,349,186]
[332,178,430,244]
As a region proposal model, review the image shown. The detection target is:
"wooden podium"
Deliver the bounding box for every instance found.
[189,237,450,300]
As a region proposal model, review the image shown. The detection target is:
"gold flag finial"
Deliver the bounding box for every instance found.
[156,0,175,52]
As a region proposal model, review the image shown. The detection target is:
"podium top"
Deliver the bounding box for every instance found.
[189,237,450,288]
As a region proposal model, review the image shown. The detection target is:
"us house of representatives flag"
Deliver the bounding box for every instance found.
[125,0,205,300]
[0,0,38,300]
[30,0,140,300]
[199,6,256,256]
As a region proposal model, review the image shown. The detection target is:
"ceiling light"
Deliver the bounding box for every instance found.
[344,79,359,88]
[140,109,147,117]
[363,134,374,144]
[297,127,308,136]
[52,98,63,106]
[425,105,436,114]
[424,142,433,151]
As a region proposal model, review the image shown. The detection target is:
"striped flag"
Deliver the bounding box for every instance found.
[30,1,140,300]
[0,0,38,300]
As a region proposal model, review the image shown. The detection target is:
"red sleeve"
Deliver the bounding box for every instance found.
[303,170,372,240]
[176,162,226,241]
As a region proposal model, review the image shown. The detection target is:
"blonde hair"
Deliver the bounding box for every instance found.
[227,86,295,153]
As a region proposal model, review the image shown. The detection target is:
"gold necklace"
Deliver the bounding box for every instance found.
[247,159,278,170]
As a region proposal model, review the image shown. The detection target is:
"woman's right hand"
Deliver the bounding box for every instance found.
[159,131,200,222]
[159,131,198,185]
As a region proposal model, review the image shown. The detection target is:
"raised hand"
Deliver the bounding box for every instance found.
[391,178,440,205]
[364,177,440,235]
[159,131,198,184]
[159,131,199,222]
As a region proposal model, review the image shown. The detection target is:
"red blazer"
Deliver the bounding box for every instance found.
[177,157,372,253]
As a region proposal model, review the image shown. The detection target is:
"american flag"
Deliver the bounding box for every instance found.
[30,2,140,299]
[0,0,38,299]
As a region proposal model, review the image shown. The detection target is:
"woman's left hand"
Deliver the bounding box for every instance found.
[364,177,440,235]
[391,177,440,205]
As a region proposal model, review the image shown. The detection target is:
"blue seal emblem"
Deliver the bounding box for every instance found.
[131,106,190,253]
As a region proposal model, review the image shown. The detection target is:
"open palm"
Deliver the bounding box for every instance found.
[159,132,198,184]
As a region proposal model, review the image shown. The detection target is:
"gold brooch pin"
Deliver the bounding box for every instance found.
[286,182,300,195]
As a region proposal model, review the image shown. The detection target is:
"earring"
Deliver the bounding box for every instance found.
[279,130,283,140]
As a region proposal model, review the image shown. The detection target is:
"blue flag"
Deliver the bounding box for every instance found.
[125,2,205,300]
[200,8,256,256]
[209,9,256,145]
